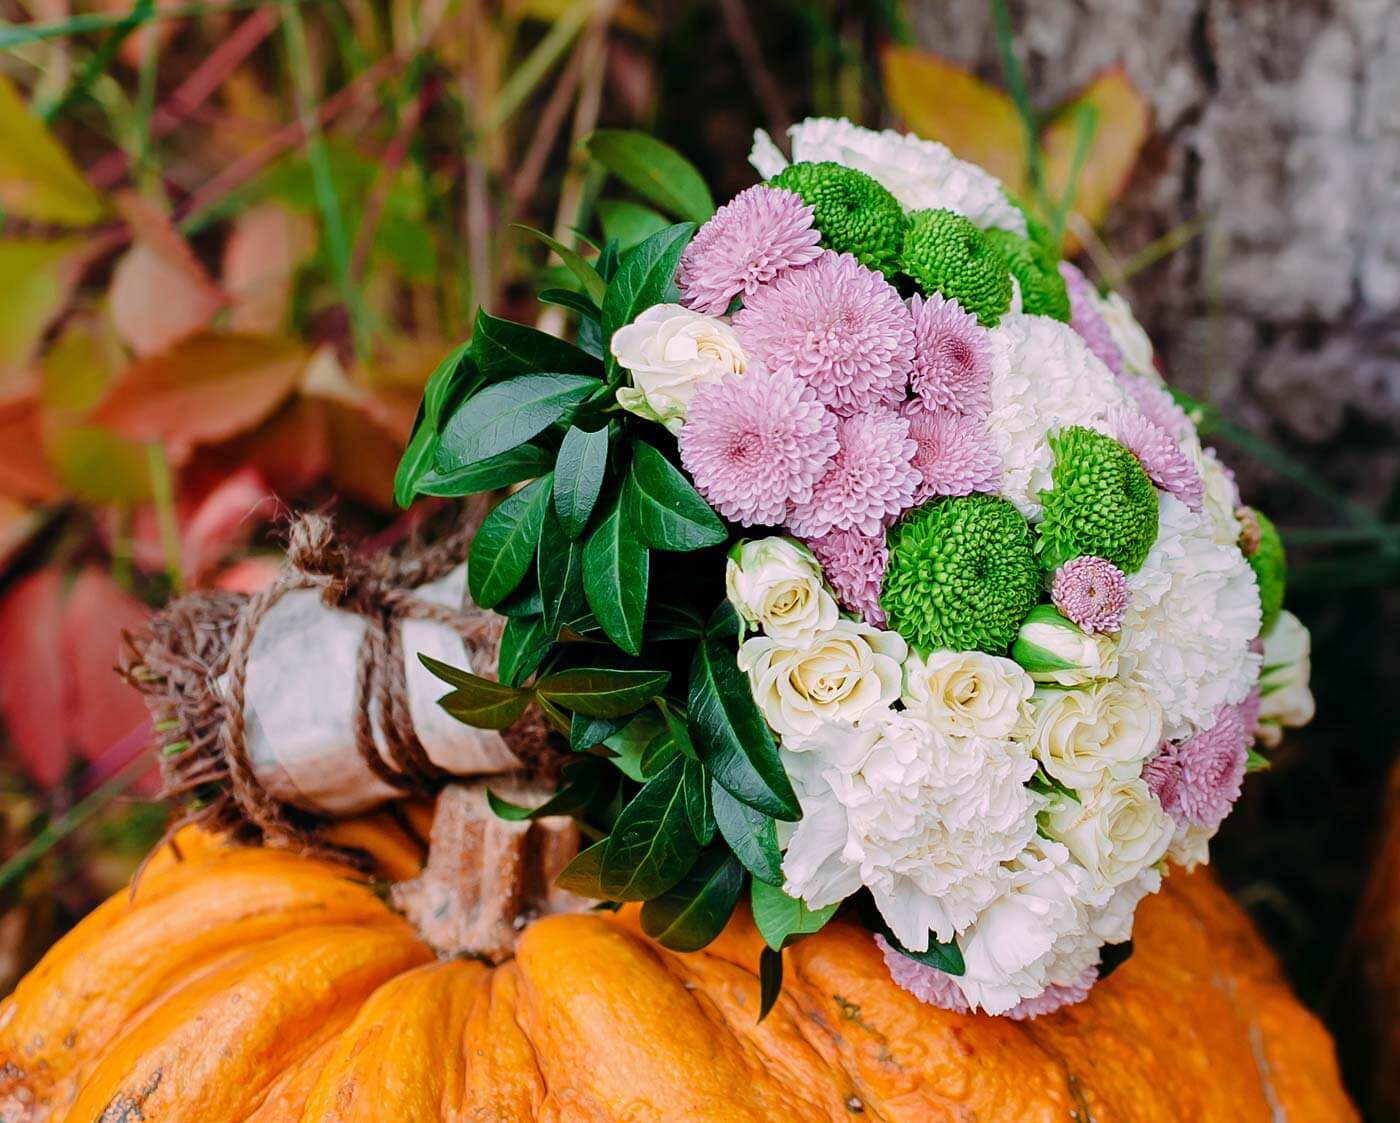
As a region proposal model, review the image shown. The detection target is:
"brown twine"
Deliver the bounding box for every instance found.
[124,501,564,861]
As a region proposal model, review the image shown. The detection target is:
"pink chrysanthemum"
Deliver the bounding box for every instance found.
[678,365,837,526]
[806,527,889,626]
[734,250,914,416]
[1005,969,1098,1021]
[1051,555,1129,634]
[876,935,971,1013]
[676,185,823,316]
[1117,374,1194,444]
[1147,692,1260,831]
[1110,407,1204,510]
[1059,261,1123,376]
[788,409,920,539]
[900,402,1001,502]
[907,292,993,416]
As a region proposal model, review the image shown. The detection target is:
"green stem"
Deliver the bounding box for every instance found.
[990,0,1041,200]
[0,0,306,50]
[146,441,184,593]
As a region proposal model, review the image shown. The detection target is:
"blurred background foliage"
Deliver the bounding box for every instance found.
[0,0,1395,1108]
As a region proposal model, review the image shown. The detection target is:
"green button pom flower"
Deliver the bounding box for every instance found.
[1247,508,1286,631]
[768,161,906,277]
[984,228,1071,322]
[1037,426,1159,574]
[881,495,1041,654]
[899,209,1013,327]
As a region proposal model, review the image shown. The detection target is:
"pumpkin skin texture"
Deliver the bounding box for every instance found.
[0,830,1356,1122]
[1362,761,1400,1118]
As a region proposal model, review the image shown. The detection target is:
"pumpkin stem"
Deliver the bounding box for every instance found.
[391,781,585,962]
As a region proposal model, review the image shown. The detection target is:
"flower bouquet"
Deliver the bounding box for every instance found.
[395,118,1315,1019]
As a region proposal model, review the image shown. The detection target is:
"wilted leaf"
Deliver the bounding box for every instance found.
[0,74,106,226]
[91,333,307,455]
[1040,67,1150,238]
[223,202,316,334]
[0,238,88,385]
[881,45,1028,191]
[110,193,226,357]
[0,569,69,787]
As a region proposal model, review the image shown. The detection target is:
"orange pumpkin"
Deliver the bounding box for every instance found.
[1362,761,1400,1118]
[0,811,1357,1122]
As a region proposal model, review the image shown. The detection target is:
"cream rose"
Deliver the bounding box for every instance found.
[902,650,1033,740]
[725,537,837,646]
[1256,610,1315,746]
[1046,776,1173,892]
[738,620,905,738]
[1029,681,1162,791]
[1011,605,1118,686]
[610,303,746,432]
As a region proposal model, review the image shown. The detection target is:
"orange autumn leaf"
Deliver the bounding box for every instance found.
[222,202,316,335]
[0,380,61,503]
[90,333,308,456]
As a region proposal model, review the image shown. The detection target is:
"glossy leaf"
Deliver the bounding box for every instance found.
[554,839,608,897]
[689,641,800,821]
[711,780,784,887]
[758,946,783,1023]
[467,475,553,609]
[639,847,744,952]
[878,924,965,977]
[471,309,601,379]
[487,758,609,821]
[750,879,839,951]
[437,374,597,472]
[421,653,533,730]
[536,504,587,636]
[599,755,701,900]
[582,490,649,655]
[553,424,609,538]
[599,223,695,376]
[513,224,607,305]
[585,132,714,224]
[534,666,670,718]
[570,710,633,752]
[497,615,551,687]
[681,757,714,845]
[394,341,475,506]
[626,441,727,551]
[597,199,672,251]
[538,288,601,321]
[410,443,553,499]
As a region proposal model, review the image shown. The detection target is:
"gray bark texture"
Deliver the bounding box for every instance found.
[907,0,1400,509]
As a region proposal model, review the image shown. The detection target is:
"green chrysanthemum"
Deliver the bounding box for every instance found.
[984,228,1071,322]
[1003,194,1060,257]
[881,495,1041,654]
[1037,426,1159,574]
[899,208,1013,327]
[1247,508,1286,631]
[769,161,906,276]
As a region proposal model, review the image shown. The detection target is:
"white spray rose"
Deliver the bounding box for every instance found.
[1256,610,1315,746]
[902,650,1033,740]
[610,304,746,432]
[1029,681,1163,791]
[1045,776,1173,892]
[1012,605,1118,686]
[725,537,838,646]
[738,620,905,738]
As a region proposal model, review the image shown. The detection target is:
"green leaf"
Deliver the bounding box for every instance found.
[437,374,597,472]
[553,425,610,538]
[554,839,608,897]
[538,288,602,321]
[626,442,727,551]
[689,642,800,821]
[600,223,695,377]
[750,879,839,951]
[487,759,608,821]
[535,666,671,718]
[758,946,783,1023]
[513,224,608,305]
[421,654,532,730]
[659,702,698,760]
[640,732,681,778]
[681,758,715,845]
[582,490,649,655]
[601,710,664,782]
[467,475,553,609]
[395,343,479,506]
[585,132,715,225]
[1245,746,1272,773]
[411,443,553,499]
[537,504,588,636]
[711,781,784,887]
[599,756,702,900]
[639,848,744,952]
[497,615,551,687]
[1098,938,1134,980]
[570,711,633,751]
[877,925,965,977]
[471,309,601,379]
[597,199,672,251]
[645,602,707,642]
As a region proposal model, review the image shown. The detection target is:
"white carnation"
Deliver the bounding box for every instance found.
[1117,494,1263,740]
[779,710,1041,950]
[951,839,1106,1015]
[1086,864,1163,944]
[749,118,1028,234]
[1257,609,1315,744]
[1091,289,1158,381]
[1197,445,1243,546]
[983,314,1132,519]
[1167,823,1214,871]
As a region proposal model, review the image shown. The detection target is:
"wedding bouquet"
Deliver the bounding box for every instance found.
[395,118,1315,1019]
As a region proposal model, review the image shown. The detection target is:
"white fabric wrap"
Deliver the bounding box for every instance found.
[219,563,517,815]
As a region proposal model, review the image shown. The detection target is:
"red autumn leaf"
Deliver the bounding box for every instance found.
[0,379,61,502]
[90,332,307,457]
[0,569,69,787]
[212,555,281,594]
